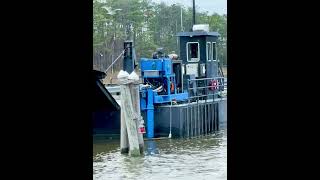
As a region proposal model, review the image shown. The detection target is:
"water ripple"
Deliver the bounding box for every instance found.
[93,131,227,180]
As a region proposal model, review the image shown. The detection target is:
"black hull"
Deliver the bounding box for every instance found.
[143,99,226,138]
[93,99,226,138]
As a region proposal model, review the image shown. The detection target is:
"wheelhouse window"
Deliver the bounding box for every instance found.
[187,42,200,62]
[206,42,212,61]
[212,42,217,61]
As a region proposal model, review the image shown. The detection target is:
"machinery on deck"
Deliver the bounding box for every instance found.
[139,57,189,138]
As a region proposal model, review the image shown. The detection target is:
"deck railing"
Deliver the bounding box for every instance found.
[187,77,227,101]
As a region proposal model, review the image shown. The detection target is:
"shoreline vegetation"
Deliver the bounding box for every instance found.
[94,0,227,74]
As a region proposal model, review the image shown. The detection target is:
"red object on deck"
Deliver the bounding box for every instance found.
[209,80,218,91]
[138,125,146,134]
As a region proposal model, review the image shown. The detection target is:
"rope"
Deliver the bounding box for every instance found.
[104,50,125,74]
[169,99,172,138]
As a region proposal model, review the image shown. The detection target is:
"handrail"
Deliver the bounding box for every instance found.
[187,77,227,100]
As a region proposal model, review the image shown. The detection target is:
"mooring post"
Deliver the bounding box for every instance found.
[120,106,129,154]
[118,71,141,157]
[129,78,144,154]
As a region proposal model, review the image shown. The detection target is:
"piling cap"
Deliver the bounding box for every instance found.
[128,71,139,81]
[117,70,129,84]
[117,70,129,79]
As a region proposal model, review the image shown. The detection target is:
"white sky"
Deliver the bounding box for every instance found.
[151,0,227,15]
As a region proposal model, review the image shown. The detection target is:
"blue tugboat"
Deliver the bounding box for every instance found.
[138,24,226,138]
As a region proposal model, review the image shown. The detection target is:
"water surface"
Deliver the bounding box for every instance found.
[93,130,227,180]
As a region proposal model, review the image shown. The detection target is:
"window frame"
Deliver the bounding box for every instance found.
[206,42,212,62]
[212,42,217,61]
[186,42,200,62]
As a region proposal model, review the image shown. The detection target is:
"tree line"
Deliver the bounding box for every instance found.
[93,0,227,73]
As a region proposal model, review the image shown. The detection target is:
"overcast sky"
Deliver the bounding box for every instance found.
[151,0,227,15]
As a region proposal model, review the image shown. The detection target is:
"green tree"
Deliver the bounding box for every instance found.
[93,0,227,72]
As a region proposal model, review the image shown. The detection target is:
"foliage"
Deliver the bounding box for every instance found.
[93,0,227,71]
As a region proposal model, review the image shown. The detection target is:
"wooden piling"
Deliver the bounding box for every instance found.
[130,82,144,154]
[119,79,141,157]
[120,108,129,154]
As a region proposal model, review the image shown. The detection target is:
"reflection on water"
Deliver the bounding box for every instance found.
[93,131,227,180]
